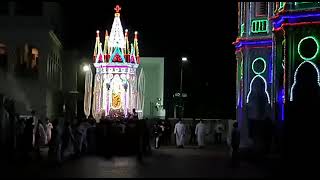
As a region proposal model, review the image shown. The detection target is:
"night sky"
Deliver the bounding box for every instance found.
[61,0,238,119]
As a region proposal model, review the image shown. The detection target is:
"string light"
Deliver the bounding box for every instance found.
[279,2,285,10]
[273,22,320,32]
[289,60,320,101]
[235,40,272,48]
[246,75,271,104]
[251,19,269,33]
[240,23,245,37]
[251,57,266,75]
[273,13,320,29]
[298,36,320,61]
[87,5,141,118]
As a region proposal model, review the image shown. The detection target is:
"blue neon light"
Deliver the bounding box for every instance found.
[235,40,272,48]
[278,88,285,121]
[269,55,273,84]
[273,13,320,29]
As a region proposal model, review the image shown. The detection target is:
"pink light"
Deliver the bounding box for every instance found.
[95,66,130,69]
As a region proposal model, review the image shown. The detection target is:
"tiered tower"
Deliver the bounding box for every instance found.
[84,5,144,121]
[234,2,275,147]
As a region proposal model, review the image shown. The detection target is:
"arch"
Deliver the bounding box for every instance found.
[290,60,320,101]
[246,75,271,104]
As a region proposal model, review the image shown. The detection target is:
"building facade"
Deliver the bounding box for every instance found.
[234,2,320,148]
[0,2,64,119]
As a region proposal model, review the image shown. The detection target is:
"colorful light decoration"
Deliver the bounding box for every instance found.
[289,36,320,101]
[251,57,267,75]
[295,2,317,6]
[251,19,269,33]
[279,2,285,10]
[298,36,320,61]
[241,23,245,37]
[273,13,320,29]
[235,40,272,48]
[246,57,271,104]
[278,88,285,121]
[246,75,271,104]
[85,5,144,120]
[289,60,320,101]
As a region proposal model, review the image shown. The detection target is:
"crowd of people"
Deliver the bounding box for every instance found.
[152,118,227,149]
[0,94,241,167]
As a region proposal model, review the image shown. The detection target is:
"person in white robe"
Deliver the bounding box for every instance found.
[174,119,186,148]
[46,118,53,144]
[0,96,10,152]
[31,110,38,147]
[195,120,208,148]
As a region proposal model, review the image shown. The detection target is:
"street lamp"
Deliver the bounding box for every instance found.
[180,57,187,119]
[182,57,188,62]
[83,64,90,72]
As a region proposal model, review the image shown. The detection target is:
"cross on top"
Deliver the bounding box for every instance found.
[114,5,121,13]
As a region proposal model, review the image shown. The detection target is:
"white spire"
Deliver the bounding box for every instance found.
[109,5,126,49]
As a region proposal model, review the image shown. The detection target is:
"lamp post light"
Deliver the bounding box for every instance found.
[180,57,187,119]
[83,64,90,72]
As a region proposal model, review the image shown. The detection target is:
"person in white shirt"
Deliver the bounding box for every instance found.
[195,119,207,148]
[174,119,186,148]
[215,120,224,144]
[31,110,38,147]
[46,118,53,144]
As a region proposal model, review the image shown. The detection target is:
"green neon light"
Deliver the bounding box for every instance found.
[295,2,314,6]
[240,24,245,37]
[279,2,285,10]
[298,36,320,61]
[251,57,266,75]
[251,19,269,34]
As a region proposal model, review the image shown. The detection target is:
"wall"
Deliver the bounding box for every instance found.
[140,57,165,118]
[0,4,63,118]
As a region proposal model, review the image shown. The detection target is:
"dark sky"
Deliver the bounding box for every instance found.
[61,0,238,119]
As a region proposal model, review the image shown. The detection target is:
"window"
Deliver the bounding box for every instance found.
[0,43,8,71]
[15,44,39,77]
[256,2,267,17]
[31,48,39,69]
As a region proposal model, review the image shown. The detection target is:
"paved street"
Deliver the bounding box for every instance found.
[3,145,279,178]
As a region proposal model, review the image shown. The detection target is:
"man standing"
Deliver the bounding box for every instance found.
[0,95,10,161]
[132,108,139,120]
[195,119,207,148]
[231,122,240,167]
[189,118,197,145]
[174,119,186,148]
[152,122,162,149]
[31,110,38,147]
[215,120,224,144]
[46,118,53,144]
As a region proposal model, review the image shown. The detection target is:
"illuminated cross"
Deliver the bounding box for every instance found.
[114,5,121,13]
